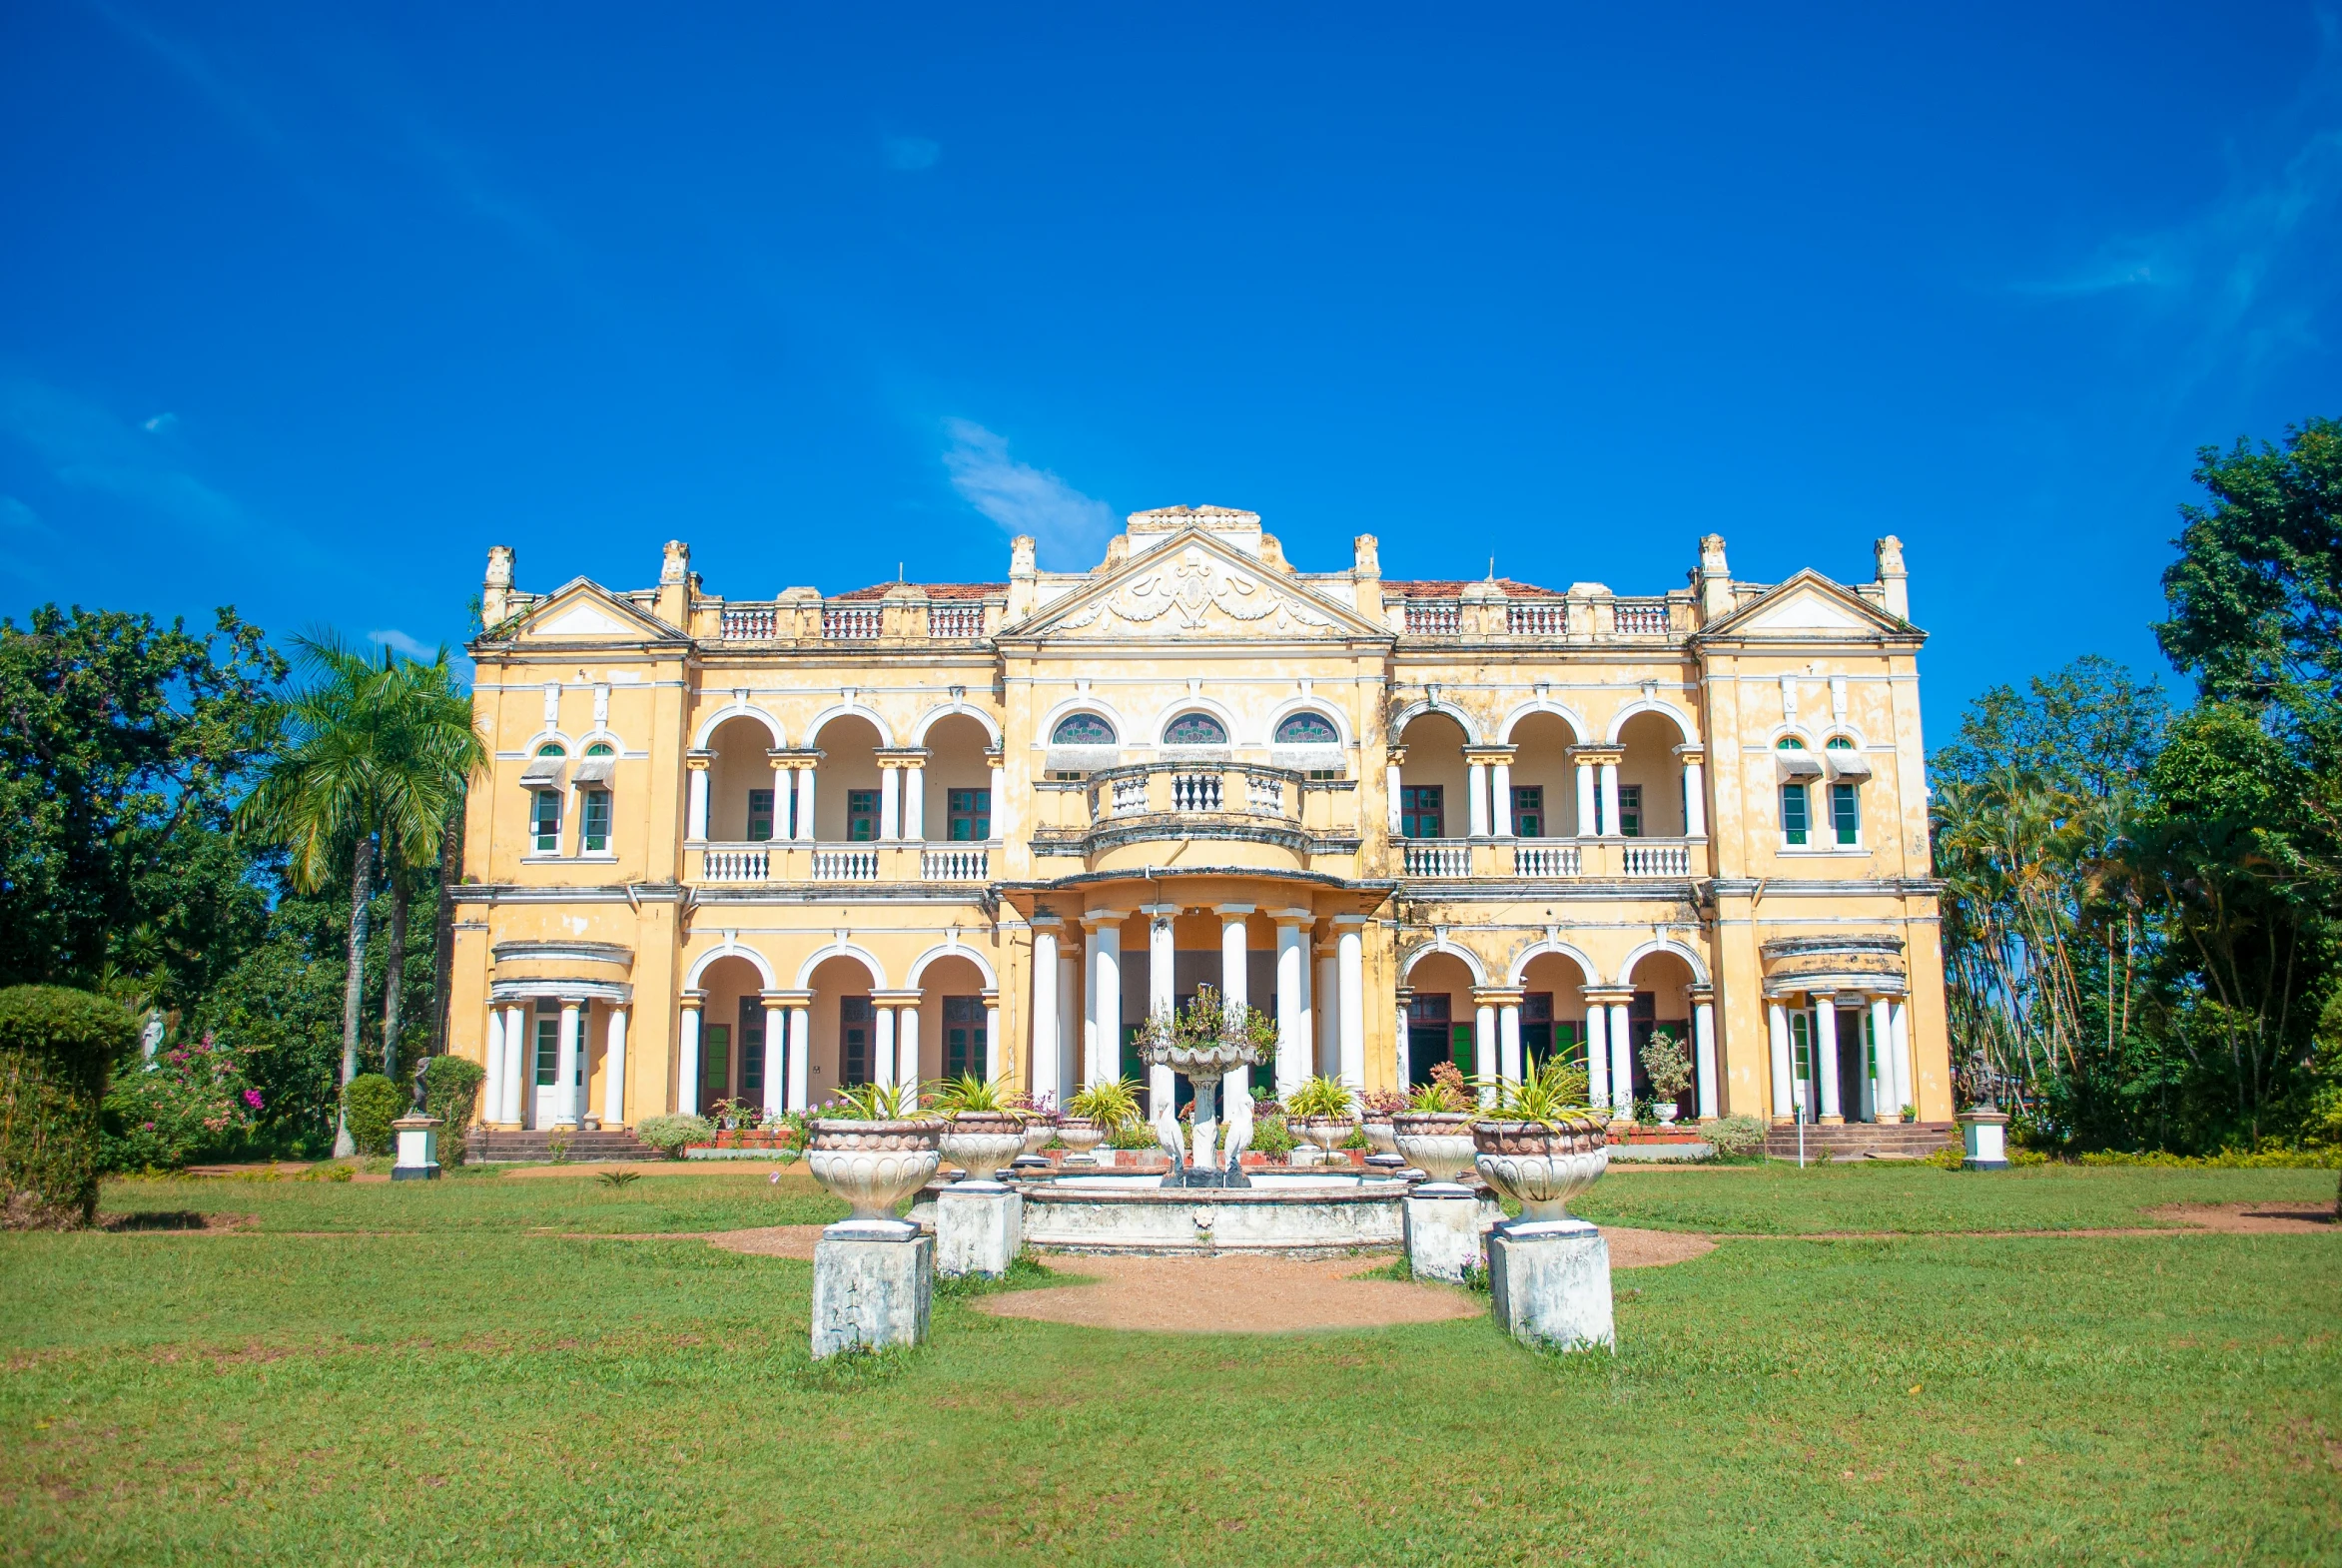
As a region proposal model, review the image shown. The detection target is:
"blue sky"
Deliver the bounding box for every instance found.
[3,3,2338,739]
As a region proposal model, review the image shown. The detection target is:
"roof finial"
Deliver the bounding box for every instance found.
[898,561,905,583]
[1488,555,1496,581]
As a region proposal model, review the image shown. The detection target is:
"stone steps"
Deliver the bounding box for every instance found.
[1764,1122,1958,1161]
[468,1129,664,1164]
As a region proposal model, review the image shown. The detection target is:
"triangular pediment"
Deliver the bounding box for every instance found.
[1009,528,1387,641]
[507,579,678,642]
[1700,570,1915,641]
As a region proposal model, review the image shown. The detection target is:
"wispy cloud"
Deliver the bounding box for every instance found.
[883,136,941,172]
[368,628,437,660]
[0,495,61,590]
[942,419,1113,567]
[0,375,251,539]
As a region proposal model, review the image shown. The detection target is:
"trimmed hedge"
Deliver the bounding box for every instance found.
[343,1074,402,1157]
[423,1055,484,1166]
[634,1114,712,1157]
[0,986,132,1229]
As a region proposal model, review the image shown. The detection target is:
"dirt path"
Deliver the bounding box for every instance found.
[2144,1201,2336,1234]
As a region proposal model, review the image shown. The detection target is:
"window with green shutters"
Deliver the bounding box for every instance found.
[701,1024,730,1101]
[580,790,611,853]
[1789,1009,1813,1114]
[944,996,986,1078]
[947,788,990,841]
[1400,784,1444,839]
[1618,784,1643,838]
[737,999,764,1099]
[532,790,562,853]
[746,788,774,842]
[840,997,871,1086]
[1830,782,1860,845]
[1781,782,1810,845]
[847,790,879,842]
[1512,785,1544,838]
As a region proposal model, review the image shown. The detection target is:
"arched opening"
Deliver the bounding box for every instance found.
[1518,951,1591,1077]
[1507,710,1582,838]
[1162,710,1228,748]
[913,954,992,1084]
[1617,710,1690,838]
[805,954,879,1105]
[813,715,883,842]
[1395,712,1469,840]
[1404,951,1479,1085]
[705,716,780,843]
[920,714,995,844]
[1624,949,1698,1117]
[693,955,769,1119]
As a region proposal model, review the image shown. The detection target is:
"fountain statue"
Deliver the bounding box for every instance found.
[1138,988,1269,1189]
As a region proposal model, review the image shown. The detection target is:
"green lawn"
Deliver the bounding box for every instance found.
[2,1167,2335,1566]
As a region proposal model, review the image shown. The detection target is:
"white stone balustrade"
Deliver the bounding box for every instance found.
[1402,841,1471,877]
[811,846,881,880]
[701,846,771,882]
[1621,841,1692,876]
[920,846,989,880]
[1512,841,1581,876]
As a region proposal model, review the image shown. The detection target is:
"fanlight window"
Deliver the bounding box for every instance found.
[535,742,566,756]
[1777,736,1806,749]
[584,742,614,756]
[1825,735,1854,750]
[1163,711,1227,746]
[1051,712,1117,746]
[1273,711,1339,745]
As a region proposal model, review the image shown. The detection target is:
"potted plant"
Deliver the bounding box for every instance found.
[1007,1091,1059,1157]
[931,1074,1028,1181]
[804,1081,945,1220]
[1470,1065,1609,1222]
[1284,1075,1357,1155]
[1392,1063,1478,1181]
[1640,1029,1692,1125]
[1359,1088,1406,1156]
[1063,1077,1141,1161]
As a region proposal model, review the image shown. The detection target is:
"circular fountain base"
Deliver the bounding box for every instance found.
[1019,1172,1406,1256]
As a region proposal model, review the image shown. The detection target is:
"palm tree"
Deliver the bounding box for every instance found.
[236,634,485,1155]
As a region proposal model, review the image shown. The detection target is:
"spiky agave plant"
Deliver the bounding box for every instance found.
[931,1073,1014,1114]
[1066,1076,1144,1131]
[821,1081,924,1121]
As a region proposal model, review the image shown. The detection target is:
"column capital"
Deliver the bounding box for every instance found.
[1672,743,1707,762]
[764,989,815,1006]
[985,748,1005,769]
[1214,903,1256,918]
[680,990,706,1010]
[873,749,930,768]
[1330,913,1369,929]
[1472,986,1526,1008]
[1079,908,1126,932]
[1394,984,1414,1003]
[1688,986,1716,1004]
[1568,744,1624,764]
[1581,986,1635,1005]
[979,988,1000,1005]
[767,747,823,768]
[1462,745,1517,764]
[1268,907,1315,925]
[1139,902,1179,920]
[685,752,712,771]
[1385,745,1408,766]
[869,988,922,1007]
[1029,912,1066,930]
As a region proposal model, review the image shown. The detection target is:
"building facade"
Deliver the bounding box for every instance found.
[449,504,1949,1138]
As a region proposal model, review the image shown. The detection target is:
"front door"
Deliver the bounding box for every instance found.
[944,996,985,1081]
[1840,1006,1873,1123]
[1406,994,1453,1086]
[527,1003,560,1130]
[700,1024,731,1118]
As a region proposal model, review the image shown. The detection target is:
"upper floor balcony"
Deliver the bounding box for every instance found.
[698,587,1006,646]
[1396,836,1699,881]
[1385,581,1691,645]
[1028,760,1358,874]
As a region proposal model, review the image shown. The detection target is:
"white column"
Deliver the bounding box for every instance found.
[501,1004,527,1127]
[1274,919,1307,1099]
[1816,1000,1843,1121]
[1870,996,1894,1120]
[760,1003,784,1121]
[1090,923,1121,1089]
[678,999,702,1118]
[771,761,793,844]
[1694,998,1719,1120]
[1147,912,1175,1117]
[1466,759,1489,837]
[1316,950,1339,1078]
[1336,920,1365,1094]
[786,1006,810,1112]
[1394,993,1412,1089]
[1890,999,1913,1119]
[687,767,709,841]
[1682,756,1707,838]
[1056,946,1079,1108]
[1031,927,1060,1107]
[984,995,1001,1082]
[873,1004,897,1092]
[1599,760,1622,838]
[898,1004,920,1092]
[987,760,1007,842]
[1385,757,1404,836]
[794,768,816,842]
[879,765,901,841]
[1492,759,1513,837]
[1608,1001,1632,1116]
[1768,1001,1793,1120]
[1499,1002,1522,1086]
[555,1000,581,1128]
[482,1008,506,1125]
[605,1006,629,1126]
[902,762,925,842]
[1575,757,1598,837]
[1584,999,1610,1109]
[1218,908,1250,1011]
[1474,998,1498,1104]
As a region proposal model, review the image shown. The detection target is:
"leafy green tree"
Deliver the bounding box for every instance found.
[1932,654,2167,802]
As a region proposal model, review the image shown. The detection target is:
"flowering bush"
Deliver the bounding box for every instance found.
[100,1033,263,1172]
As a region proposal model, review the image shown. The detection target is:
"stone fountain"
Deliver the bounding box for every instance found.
[1143,1035,1260,1188]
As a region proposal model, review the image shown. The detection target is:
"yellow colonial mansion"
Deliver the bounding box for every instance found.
[448,504,1952,1149]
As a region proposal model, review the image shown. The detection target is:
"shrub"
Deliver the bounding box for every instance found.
[1704,1115,1768,1161]
[342,1074,402,1157]
[1068,1077,1143,1131]
[1339,1128,1370,1151]
[1248,1112,1295,1157]
[0,986,130,1229]
[2074,1147,2342,1170]
[1921,1143,1966,1170]
[1639,1029,1692,1103]
[634,1114,713,1157]
[1286,1075,1354,1119]
[1108,1119,1165,1151]
[423,1055,484,1165]
[100,1033,263,1172]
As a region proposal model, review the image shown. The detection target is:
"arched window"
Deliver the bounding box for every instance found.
[1824,735,1853,750]
[577,743,615,853]
[1163,711,1227,746]
[523,743,567,854]
[535,742,566,756]
[1776,736,1806,749]
[1050,712,1116,746]
[584,741,614,755]
[1776,738,1820,847]
[1273,710,1339,745]
[1822,737,1860,845]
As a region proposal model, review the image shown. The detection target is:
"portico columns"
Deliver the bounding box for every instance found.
[1334,916,1366,1095]
[1084,915,1122,1091]
[1466,757,1490,838]
[1582,994,1610,1109]
[765,750,794,844]
[900,753,926,842]
[778,991,813,1113]
[1272,912,1311,1100]
[604,1005,629,1126]
[1393,986,1413,1089]
[793,761,817,842]
[1691,988,1719,1121]
[759,996,787,1121]
[1030,920,1062,1107]
[678,993,704,1118]
[1676,745,1708,839]
[501,1004,526,1128]
[1844,993,1879,1121]
[1217,904,1253,1101]
[1384,746,1406,837]
[870,991,920,1091]
[983,990,1001,1082]
[1573,752,1599,837]
[1583,987,1635,1118]
[1473,994,1497,1105]
[871,998,898,1092]
[1890,998,1914,1120]
[1491,752,1515,838]
[1767,1001,1793,1123]
[1057,937,1081,1108]
[554,1000,582,1129]
[685,753,711,841]
[879,760,902,842]
[986,749,1008,842]
[1478,988,1524,1088]
[1598,758,1623,840]
[1144,906,1176,1116]
[483,1008,506,1126]
[1815,998,1844,1124]
[1316,944,1339,1078]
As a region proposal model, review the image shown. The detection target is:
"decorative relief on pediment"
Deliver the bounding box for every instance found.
[1054,546,1337,635]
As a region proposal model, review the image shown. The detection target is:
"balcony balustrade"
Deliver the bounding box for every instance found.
[811,845,881,880]
[717,606,774,639]
[1621,840,1692,876]
[701,845,771,882]
[920,846,989,880]
[928,604,985,638]
[1512,840,1581,876]
[1613,600,1671,635]
[1505,601,1569,635]
[820,606,881,640]
[1402,840,1472,877]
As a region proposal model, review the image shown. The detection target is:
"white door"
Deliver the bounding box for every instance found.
[527,1010,557,1130]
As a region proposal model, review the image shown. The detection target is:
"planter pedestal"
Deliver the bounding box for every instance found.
[1403,1182,1480,1282]
[937,1180,1023,1278]
[812,1219,933,1359]
[1958,1108,2010,1170]
[1488,1218,1614,1353]
[390,1116,441,1181]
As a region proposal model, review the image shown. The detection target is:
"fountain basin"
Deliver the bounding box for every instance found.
[1019,1172,1405,1256]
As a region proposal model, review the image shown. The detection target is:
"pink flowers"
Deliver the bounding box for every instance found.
[244,1089,265,1111]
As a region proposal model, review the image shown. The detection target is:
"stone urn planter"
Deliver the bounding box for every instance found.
[1288,1116,1354,1156]
[1360,1116,1399,1157]
[1392,1111,1478,1182]
[939,1111,1028,1182]
[1055,1117,1107,1158]
[1655,1104,1679,1126]
[1019,1117,1058,1157]
[1471,1115,1609,1222]
[806,1117,947,1220]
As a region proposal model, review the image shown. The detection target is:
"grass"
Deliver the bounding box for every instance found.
[1,1166,2335,1565]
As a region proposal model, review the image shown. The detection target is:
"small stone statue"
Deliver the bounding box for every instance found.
[410,1056,432,1117]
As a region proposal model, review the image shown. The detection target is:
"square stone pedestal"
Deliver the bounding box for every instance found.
[1487,1217,1615,1353]
[1403,1182,1481,1282]
[390,1116,441,1180]
[936,1180,1023,1278]
[812,1219,933,1359]
[1959,1109,2010,1170]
